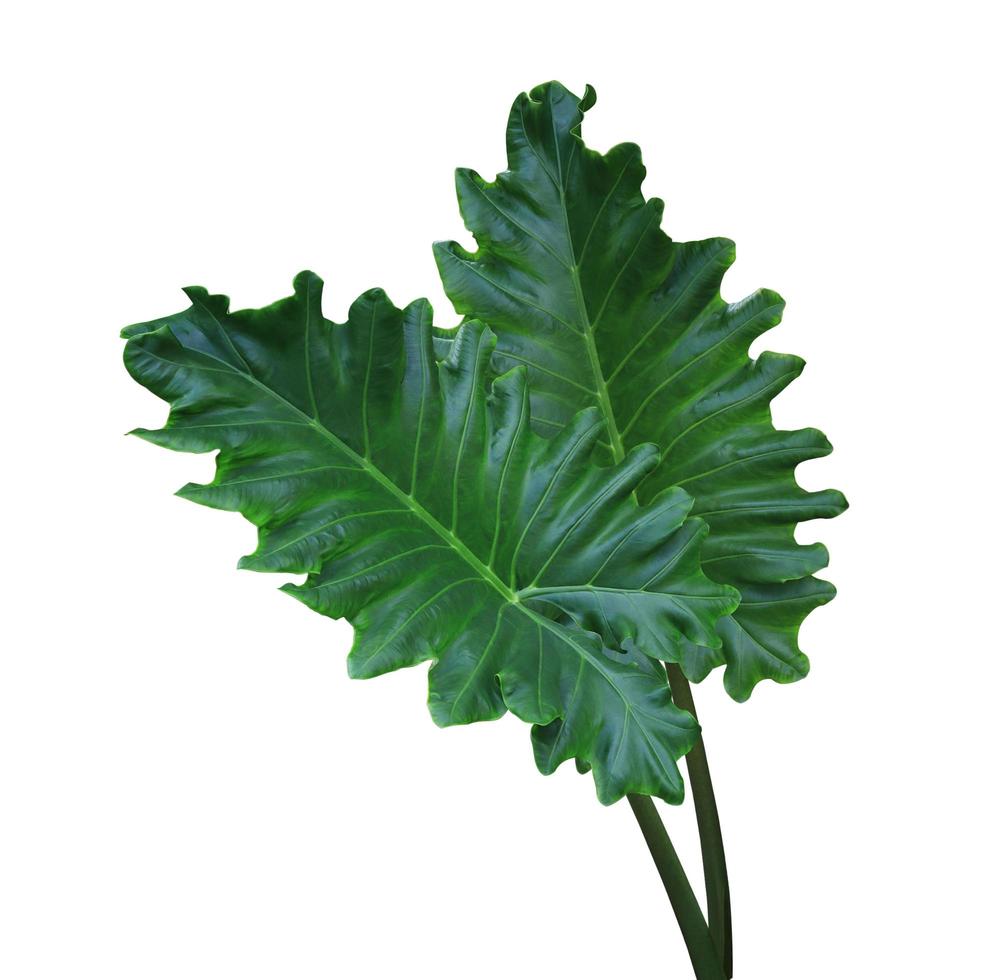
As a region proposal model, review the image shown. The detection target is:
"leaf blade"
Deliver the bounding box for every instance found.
[436,81,847,700]
[123,272,738,802]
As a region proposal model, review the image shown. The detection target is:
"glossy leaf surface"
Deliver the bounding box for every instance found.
[122,273,738,803]
[436,82,847,700]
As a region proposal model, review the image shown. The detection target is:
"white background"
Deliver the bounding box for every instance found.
[2,2,987,977]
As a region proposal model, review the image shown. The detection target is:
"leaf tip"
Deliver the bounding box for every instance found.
[453,166,483,189]
[818,578,838,604]
[626,440,662,473]
[492,362,528,388]
[174,481,205,501]
[180,285,230,317]
[292,269,324,294]
[346,654,372,681]
[348,286,400,323]
[432,238,470,262]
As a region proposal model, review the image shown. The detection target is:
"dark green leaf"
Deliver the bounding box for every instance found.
[435,81,847,701]
[122,273,738,803]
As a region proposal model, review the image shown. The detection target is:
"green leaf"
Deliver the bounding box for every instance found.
[122,272,738,804]
[435,81,848,701]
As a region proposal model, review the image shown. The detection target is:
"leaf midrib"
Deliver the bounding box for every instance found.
[289,394,521,604]
[543,96,626,467]
[163,328,521,605]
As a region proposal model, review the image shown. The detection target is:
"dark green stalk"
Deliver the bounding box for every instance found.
[666,663,733,978]
[627,794,726,980]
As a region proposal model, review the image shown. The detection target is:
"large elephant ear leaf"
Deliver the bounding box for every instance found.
[435,81,848,701]
[122,273,738,804]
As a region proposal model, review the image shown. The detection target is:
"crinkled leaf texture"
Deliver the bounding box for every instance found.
[435,81,848,701]
[122,273,738,804]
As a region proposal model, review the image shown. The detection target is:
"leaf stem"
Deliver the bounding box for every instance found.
[666,663,733,978]
[627,794,726,979]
